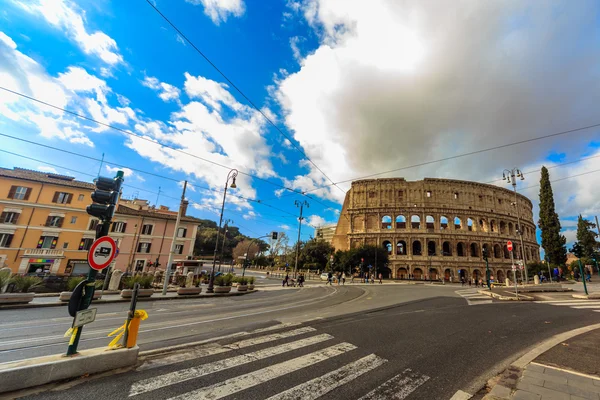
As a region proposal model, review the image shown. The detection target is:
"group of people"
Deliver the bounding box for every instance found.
[328,271,383,285]
[282,273,305,287]
[460,277,486,287]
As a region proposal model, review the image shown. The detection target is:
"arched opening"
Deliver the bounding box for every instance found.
[508,222,514,235]
[396,215,406,229]
[353,215,363,231]
[457,242,466,257]
[397,267,408,279]
[470,243,479,257]
[467,218,475,231]
[427,241,436,256]
[454,217,462,230]
[497,270,505,283]
[366,215,377,230]
[473,269,481,282]
[442,241,452,256]
[499,221,506,234]
[526,247,531,261]
[459,268,468,281]
[429,268,438,280]
[494,244,502,259]
[396,240,407,255]
[413,268,423,280]
[490,220,496,233]
[444,268,452,281]
[503,245,510,259]
[479,218,487,232]
[440,216,449,230]
[426,215,435,229]
[482,243,490,258]
[383,240,392,255]
[411,215,421,229]
[412,240,422,256]
[379,266,392,279]
[381,216,392,230]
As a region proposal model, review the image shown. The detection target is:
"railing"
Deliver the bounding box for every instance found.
[23,249,65,257]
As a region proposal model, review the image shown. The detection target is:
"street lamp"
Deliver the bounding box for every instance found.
[207,169,238,293]
[502,167,529,284]
[218,219,233,272]
[293,200,309,279]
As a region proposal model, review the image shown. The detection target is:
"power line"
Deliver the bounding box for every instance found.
[144,0,345,195]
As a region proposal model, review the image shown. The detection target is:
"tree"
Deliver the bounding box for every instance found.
[573,215,599,258]
[268,232,290,258]
[333,245,389,274]
[298,239,334,270]
[537,166,567,266]
[232,239,261,261]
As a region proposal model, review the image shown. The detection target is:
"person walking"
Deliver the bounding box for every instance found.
[327,271,333,285]
[468,278,472,287]
[342,272,346,285]
[378,273,383,284]
[351,272,355,284]
[298,274,304,287]
[283,274,289,287]
[337,272,342,285]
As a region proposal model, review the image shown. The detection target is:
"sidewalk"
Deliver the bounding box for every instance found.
[484,324,600,400]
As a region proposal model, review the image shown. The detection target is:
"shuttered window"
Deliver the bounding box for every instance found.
[111,222,127,233]
[177,227,187,238]
[52,192,73,204]
[45,216,64,227]
[8,186,31,200]
[137,242,151,253]
[0,233,13,248]
[1,212,20,224]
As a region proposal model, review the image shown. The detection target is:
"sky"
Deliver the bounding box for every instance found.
[0,0,599,249]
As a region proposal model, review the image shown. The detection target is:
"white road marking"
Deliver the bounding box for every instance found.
[265,353,387,400]
[357,368,430,400]
[448,389,473,400]
[129,333,333,396]
[571,305,600,309]
[166,342,357,400]
[535,301,600,306]
[138,327,316,370]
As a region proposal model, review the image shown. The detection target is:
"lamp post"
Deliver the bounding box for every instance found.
[207,169,238,293]
[502,168,529,284]
[293,200,309,279]
[218,219,233,272]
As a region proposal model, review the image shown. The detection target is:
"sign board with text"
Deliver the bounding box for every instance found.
[74,308,97,328]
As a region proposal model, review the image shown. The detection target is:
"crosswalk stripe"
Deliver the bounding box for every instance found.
[129,333,333,396]
[357,368,430,400]
[535,301,600,305]
[571,305,600,309]
[265,354,387,400]
[166,342,358,400]
[138,327,317,371]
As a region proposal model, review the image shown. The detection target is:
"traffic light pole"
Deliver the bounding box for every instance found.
[67,171,123,356]
[162,181,187,295]
[294,201,308,279]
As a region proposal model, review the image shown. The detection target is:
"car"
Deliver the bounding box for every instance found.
[94,247,111,258]
[320,273,329,281]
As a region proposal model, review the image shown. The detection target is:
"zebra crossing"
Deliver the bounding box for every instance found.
[534,299,600,312]
[131,324,430,400]
[455,289,493,305]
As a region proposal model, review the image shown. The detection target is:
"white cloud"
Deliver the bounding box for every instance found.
[105,165,145,182]
[279,224,292,231]
[142,76,181,102]
[18,0,123,65]
[0,32,17,49]
[37,165,58,173]
[306,214,326,227]
[185,0,245,25]
[289,36,304,62]
[175,34,186,46]
[180,180,196,192]
[183,73,243,112]
[243,210,257,220]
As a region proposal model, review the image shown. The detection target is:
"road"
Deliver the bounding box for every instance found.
[3,280,600,399]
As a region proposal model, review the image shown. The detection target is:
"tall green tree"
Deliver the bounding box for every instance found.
[573,215,599,258]
[537,166,567,266]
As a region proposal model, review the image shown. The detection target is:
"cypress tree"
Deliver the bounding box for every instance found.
[538,166,567,266]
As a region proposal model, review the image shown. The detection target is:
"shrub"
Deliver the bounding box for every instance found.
[215,273,234,286]
[122,275,153,290]
[12,275,43,293]
[67,277,86,292]
[238,277,248,285]
[247,276,255,284]
[94,280,105,289]
[0,270,12,291]
[176,275,187,287]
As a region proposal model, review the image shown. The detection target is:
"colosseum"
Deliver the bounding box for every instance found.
[331,178,540,283]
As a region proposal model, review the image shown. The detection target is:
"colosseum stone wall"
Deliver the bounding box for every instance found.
[331,178,540,283]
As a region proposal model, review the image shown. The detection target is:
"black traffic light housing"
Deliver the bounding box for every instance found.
[271,231,279,240]
[87,174,123,221]
[482,247,488,260]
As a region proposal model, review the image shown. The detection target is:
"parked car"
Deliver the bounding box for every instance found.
[320,273,337,282]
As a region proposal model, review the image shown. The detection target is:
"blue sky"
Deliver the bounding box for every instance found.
[1,0,599,249]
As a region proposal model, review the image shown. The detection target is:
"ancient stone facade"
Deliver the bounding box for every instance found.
[332,178,540,282]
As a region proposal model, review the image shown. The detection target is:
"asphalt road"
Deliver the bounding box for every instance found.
[6,282,600,399]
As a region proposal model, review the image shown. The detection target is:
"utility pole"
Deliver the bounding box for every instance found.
[155,186,161,207]
[162,181,187,295]
[503,168,529,284]
[218,220,232,272]
[96,153,105,179]
[294,200,309,279]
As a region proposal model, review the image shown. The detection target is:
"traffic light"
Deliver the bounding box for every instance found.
[482,247,488,260]
[87,174,123,221]
[271,231,279,240]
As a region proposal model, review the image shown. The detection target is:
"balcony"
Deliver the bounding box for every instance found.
[23,249,65,258]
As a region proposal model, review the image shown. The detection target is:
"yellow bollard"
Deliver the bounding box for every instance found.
[107,310,148,348]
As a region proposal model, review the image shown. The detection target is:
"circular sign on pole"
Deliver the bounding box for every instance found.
[88,236,117,271]
[507,241,513,252]
[511,265,517,271]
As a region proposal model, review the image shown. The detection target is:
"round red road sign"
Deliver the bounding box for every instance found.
[88,236,117,270]
[507,240,513,252]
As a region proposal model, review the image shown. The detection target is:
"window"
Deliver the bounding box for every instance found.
[78,194,85,201]
[45,216,64,227]
[63,242,69,249]
[0,233,13,248]
[368,191,375,198]
[137,242,151,253]
[141,224,153,235]
[37,236,57,249]
[52,192,73,204]
[177,227,187,238]
[454,192,459,199]
[112,222,127,233]
[1,212,20,224]
[175,244,183,254]
[70,216,77,224]
[79,238,94,250]
[89,219,99,231]
[8,186,31,201]
[397,190,404,201]
[426,191,432,198]
[498,199,502,204]
[479,195,483,201]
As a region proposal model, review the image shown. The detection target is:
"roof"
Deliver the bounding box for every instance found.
[0,167,95,190]
[116,204,203,224]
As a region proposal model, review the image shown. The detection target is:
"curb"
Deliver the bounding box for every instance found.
[573,293,600,299]
[477,290,534,301]
[0,289,258,310]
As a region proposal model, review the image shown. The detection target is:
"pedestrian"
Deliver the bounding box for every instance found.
[378,273,382,284]
[342,272,346,285]
[468,278,472,287]
[461,277,465,286]
[327,271,333,285]
[283,274,289,287]
[298,274,304,287]
[351,272,355,284]
[337,272,342,285]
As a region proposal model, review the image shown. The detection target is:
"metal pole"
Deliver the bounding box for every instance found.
[218,222,231,273]
[545,254,552,283]
[123,282,139,347]
[485,256,491,290]
[97,152,104,179]
[294,201,307,279]
[579,259,589,295]
[510,249,518,298]
[162,181,187,295]
[511,172,529,284]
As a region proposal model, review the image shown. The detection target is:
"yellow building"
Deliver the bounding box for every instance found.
[0,167,97,275]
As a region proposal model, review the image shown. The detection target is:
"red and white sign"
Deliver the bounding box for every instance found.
[88,236,117,271]
[507,241,513,252]
[511,265,517,271]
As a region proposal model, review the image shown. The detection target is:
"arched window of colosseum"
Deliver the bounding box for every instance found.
[412,240,422,255]
[353,216,363,231]
[442,241,452,256]
[508,222,514,235]
[500,221,506,234]
[479,218,488,232]
[440,216,449,230]
[515,223,521,235]
[411,215,421,229]
[482,243,490,257]
[427,241,436,256]
[396,215,406,229]
[494,244,502,258]
[467,218,475,231]
[503,245,510,259]
[457,242,466,257]
[470,243,479,257]
[413,268,423,280]
[429,268,438,279]
[497,270,505,282]
[454,217,462,230]
[396,240,406,255]
[381,215,392,230]
[526,247,531,261]
[490,220,496,233]
[383,240,392,255]
[426,215,435,229]
[366,215,377,230]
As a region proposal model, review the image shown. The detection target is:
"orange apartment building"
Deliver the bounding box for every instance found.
[0,168,200,276]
